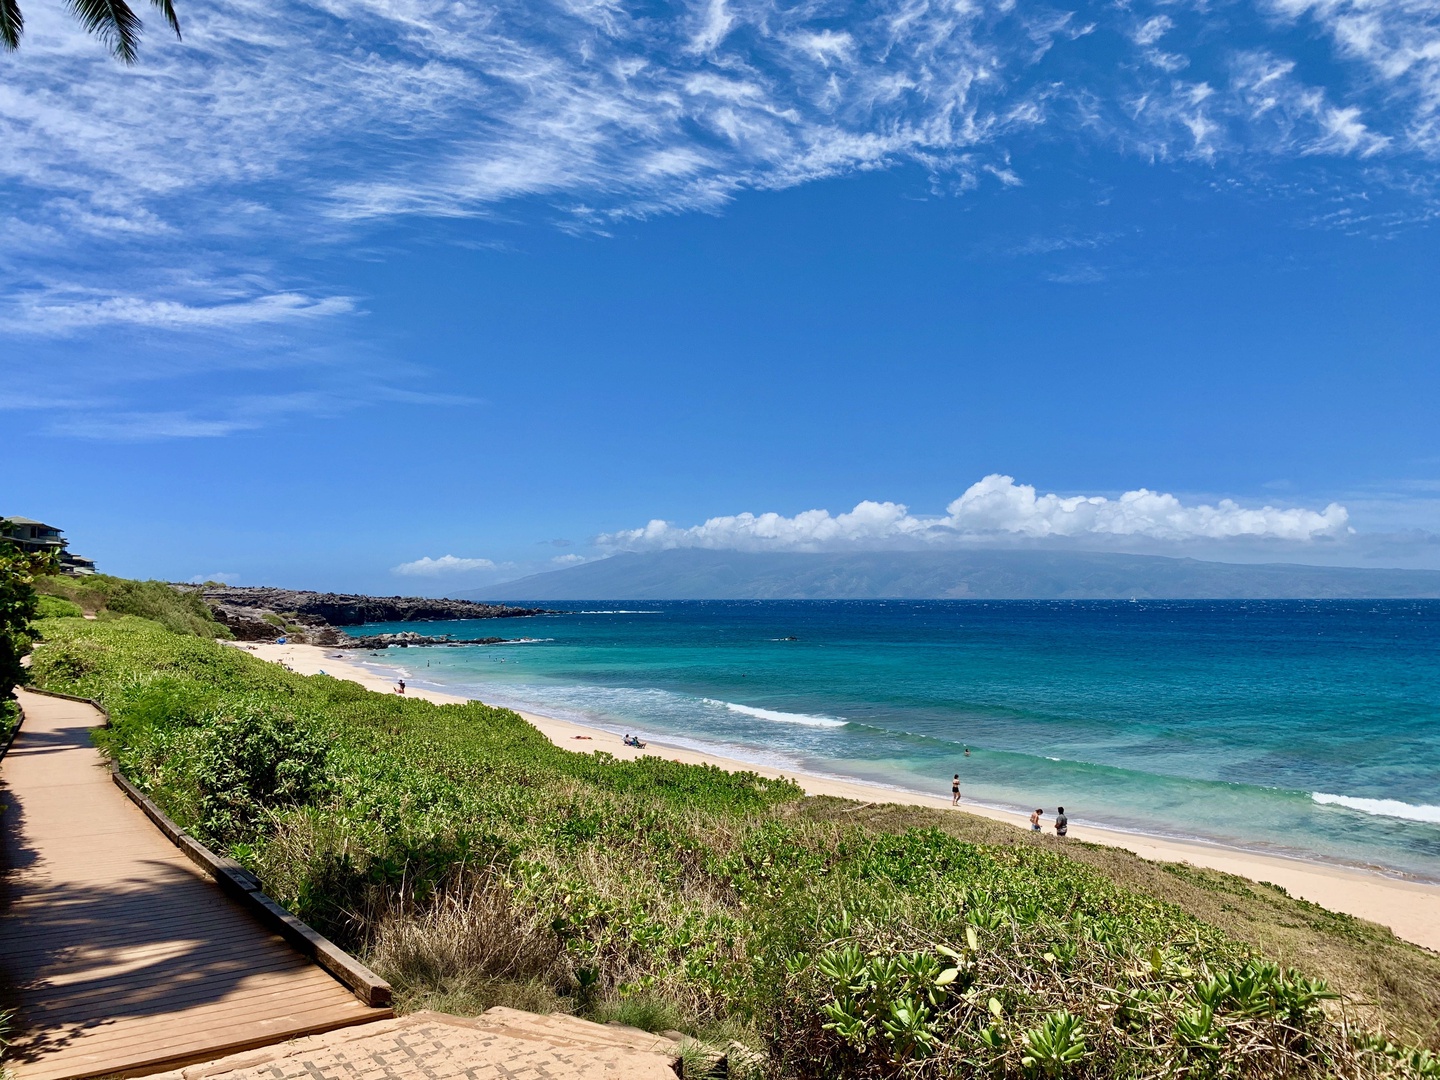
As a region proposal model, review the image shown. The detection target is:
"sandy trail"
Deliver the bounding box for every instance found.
[238,640,1440,953]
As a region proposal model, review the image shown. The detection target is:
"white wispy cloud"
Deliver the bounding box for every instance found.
[6,0,1440,438]
[1229,50,1392,158]
[1133,16,1176,48]
[47,411,265,439]
[6,0,1434,252]
[1264,0,1440,154]
[597,475,1351,552]
[3,289,355,335]
[25,382,467,440]
[392,555,500,575]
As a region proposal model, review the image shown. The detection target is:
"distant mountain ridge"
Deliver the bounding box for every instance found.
[470,548,1440,601]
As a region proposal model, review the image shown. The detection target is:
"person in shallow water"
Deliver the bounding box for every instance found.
[951,774,961,805]
[1030,808,1043,831]
[1054,807,1068,837]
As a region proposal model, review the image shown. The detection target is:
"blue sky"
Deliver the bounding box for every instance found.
[3,0,1439,591]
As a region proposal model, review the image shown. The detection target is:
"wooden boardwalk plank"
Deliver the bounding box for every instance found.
[1,689,389,1080]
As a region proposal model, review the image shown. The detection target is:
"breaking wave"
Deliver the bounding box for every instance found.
[703,698,848,728]
[1311,793,1440,824]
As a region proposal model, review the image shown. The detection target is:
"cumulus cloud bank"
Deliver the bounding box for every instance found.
[392,555,498,575]
[598,475,1351,552]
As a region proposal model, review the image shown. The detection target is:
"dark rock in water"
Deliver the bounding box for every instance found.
[337,632,511,649]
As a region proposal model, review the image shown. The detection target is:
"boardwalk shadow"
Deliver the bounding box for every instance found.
[1,859,296,1063]
[0,769,40,880]
[0,726,107,760]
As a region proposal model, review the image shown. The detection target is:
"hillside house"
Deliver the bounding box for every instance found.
[1,516,97,574]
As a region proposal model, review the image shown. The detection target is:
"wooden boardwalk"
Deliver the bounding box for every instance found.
[0,689,389,1080]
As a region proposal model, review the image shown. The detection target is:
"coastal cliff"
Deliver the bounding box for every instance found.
[197,586,545,644]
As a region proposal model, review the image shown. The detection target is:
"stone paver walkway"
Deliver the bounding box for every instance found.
[150,1009,682,1080]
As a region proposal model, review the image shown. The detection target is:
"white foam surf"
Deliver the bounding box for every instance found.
[703,698,848,728]
[1311,793,1440,824]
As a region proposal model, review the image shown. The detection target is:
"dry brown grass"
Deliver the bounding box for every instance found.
[366,875,573,1017]
[368,877,567,987]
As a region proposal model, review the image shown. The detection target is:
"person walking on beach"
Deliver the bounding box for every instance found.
[1054,806,1068,838]
[395,679,406,695]
[1030,808,1043,832]
[951,774,961,805]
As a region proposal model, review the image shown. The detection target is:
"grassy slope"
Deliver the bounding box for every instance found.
[23,613,1440,1076]
[32,575,230,638]
[799,801,1440,1048]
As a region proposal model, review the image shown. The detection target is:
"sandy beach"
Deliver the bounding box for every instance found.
[239,640,1440,953]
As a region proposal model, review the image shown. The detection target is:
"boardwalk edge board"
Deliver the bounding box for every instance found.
[107,767,394,1009]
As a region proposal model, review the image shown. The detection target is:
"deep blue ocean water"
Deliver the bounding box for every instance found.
[347,600,1440,881]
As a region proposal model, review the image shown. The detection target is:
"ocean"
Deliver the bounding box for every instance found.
[346,600,1440,882]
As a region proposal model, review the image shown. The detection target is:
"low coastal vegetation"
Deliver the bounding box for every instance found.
[32,574,231,638]
[21,609,1440,1079]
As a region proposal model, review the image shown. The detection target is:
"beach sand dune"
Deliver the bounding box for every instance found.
[240,641,1440,953]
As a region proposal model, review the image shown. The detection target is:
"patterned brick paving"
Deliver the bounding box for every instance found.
[154,1011,680,1080]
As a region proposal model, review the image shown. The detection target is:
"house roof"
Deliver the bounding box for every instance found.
[3,516,59,528]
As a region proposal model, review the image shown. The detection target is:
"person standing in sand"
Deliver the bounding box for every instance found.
[951,774,961,805]
[1054,806,1068,838]
[395,679,406,694]
[1030,808,1043,832]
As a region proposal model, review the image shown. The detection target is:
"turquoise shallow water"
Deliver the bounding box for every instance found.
[348,600,1440,881]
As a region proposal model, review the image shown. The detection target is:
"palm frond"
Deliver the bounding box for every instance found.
[0,0,22,51]
[150,0,178,39]
[67,0,142,63]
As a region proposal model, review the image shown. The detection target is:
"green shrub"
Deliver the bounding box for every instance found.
[35,594,84,619]
[1,527,49,699]
[194,702,329,845]
[99,578,231,638]
[33,575,107,615]
[0,698,17,745]
[33,574,230,638]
